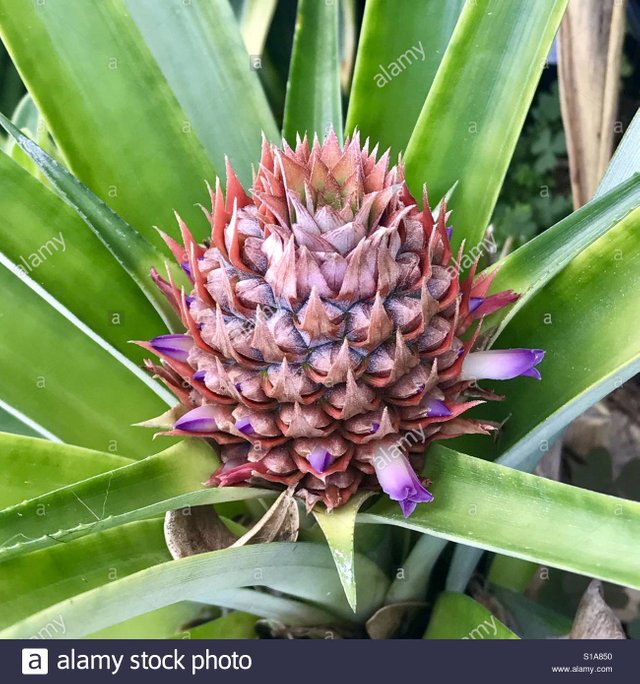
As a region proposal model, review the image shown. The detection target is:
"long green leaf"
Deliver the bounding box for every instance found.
[0,519,171,631]
[0,0,216,242]
[385,534,447,604]
[0,433,131,510]
[0,257,171,456]
[404,0,568,252]
[346,0,464,156]
[0,149,168,356]
[484,174,640,342]
[424,593,518,639]
[0,439,274,560]
[283,0,342,143]
[360,445,640,590]
[1,543,389,637]
[125,0,278,185]
[0,113,182,331]
[463,209,640,465]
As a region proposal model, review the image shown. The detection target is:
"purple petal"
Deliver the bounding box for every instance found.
[192,369,206,381]
[426,399,452,418]
[400,499,418,518]
[371,421,380,434]
[521,367,541,380]
[185,295,195,306]
[235,416,254,435]
[150,334,193,362]
[461,349,545,381]
[181,261,193,280]
[174,405,218,433]
[468,296,484,313]
[373,447,434,518]
[446,226,453,242]
[308,447,331,473]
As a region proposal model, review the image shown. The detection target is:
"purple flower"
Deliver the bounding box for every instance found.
[308,447,331,473]
[446,226,453,241]
[461,348,544,381]
[149,334,193,362]
[373,448,434,518]
[174,405,218,433]
[426,398,452,417]
[235,416,254,435]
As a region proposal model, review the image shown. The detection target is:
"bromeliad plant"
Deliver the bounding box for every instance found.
[0,0,638,639]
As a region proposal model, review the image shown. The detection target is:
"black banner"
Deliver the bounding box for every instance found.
[4,639,637,683]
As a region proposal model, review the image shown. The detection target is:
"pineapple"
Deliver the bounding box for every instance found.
[141,131,543,516]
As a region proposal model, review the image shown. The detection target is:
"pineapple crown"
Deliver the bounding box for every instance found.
[139,130,543,516]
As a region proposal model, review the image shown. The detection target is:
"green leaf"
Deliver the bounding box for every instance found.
[489,555,538,593]
[0,519,171,631]
[125,0,278,186]
[360,445,640,590]
[1,542,388,637]
[483,174,640,342]
[176,611,258,639]
[229,0,278,65]
[283,0,342,143]
[0,148,168,357]
[0,113,182,331]
[0,433,131,510]
[0,0,216,243]
[445,545,485,594]
[312,492,372,612]
[597,109,640,197]
[404,0,568,252]
[491,585,571,638]
[0,257,172,456]
[346,0,464,156]
[466,209,640,466]
[91,603,204,639]
[0,439,274,560]
[424,592,518,639]
[385,534,448,604]
[0,407,39,440]
[3,92,38,146]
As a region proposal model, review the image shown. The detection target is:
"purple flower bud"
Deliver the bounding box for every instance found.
[192,369,206,381]
[371,421,380,434]
[185,295,195,306]
[149,334,193,362]
[174,405,218,433]
[426,399,452,417]
[373,448,433,518]
[308,447,331,473]
[446,226,453,242]
[461,349,545,381]
[235,416,254,435]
